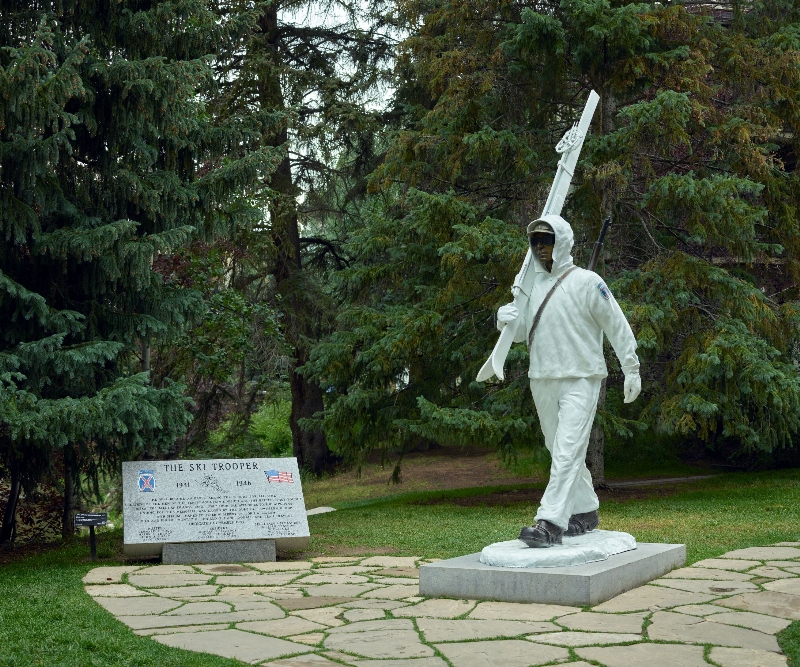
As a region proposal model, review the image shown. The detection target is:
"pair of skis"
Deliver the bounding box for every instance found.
[476,90,608,383]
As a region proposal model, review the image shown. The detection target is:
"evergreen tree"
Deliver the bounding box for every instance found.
[0,0,281,539]
[307,0,800,476]
[208,0,395,473]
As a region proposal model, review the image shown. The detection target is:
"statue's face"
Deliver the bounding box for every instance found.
[529,232,555,272]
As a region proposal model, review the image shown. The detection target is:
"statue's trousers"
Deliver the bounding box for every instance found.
[531,377,602,530]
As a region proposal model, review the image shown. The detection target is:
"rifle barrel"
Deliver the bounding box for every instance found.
[588,217,612,272]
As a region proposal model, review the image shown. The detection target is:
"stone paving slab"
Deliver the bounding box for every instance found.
[717,591,800,620]
[663,567,754,581]
[94,596,183,616]
[82,566,143,584]
[134,623,230,636]
[764,579,800,595]
[151,584,220,598]
[312,566,382,575]
[302,584,380,597]
[216,573,303,586]
[393,598,475,618]
[291,607,346,627]
[118,606,285,630]
[577,643,708,667]
[359,585,419,599]
[749,566,797,579]
[163,601,232,615]
[286,633,325,645]
[708,610,792,634]
[300,574,370,585]
[359,557,420,567]
[371,577,422,585]
[154,628,311,662]
[342,608,385,622]
[374,568,419,578]
[276,597,356,610]
[592,584,717,612]
[434,639,568,667]
[468,600,579,621]
[85,584,151,597]
[721,547,800,560]
[265,655,340,667]
[325,629,433,659]
[249,562,314,572]
[672,603,733,616]
[342,599,408,610]
[128,573,211,587]
[709,646,788,667]
[528,631,642,646]
[238,616,327,636]
[416,618,559,642]
[141,565,197,574]
[647,610,780,652]
[83,543,797,665]
[694,559,762,571]
[196,564,255,574]
[653,578,759,595]
[557,610,646,633]
[348,659,447,667]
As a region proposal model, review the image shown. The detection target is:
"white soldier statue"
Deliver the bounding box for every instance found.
[477,91,640,549]
[495,214,641,548]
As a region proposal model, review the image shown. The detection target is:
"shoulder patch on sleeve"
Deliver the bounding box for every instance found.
[597,282,611,300]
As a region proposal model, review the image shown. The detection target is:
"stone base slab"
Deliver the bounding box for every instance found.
[162,539,276,565]
[419,542,685,606]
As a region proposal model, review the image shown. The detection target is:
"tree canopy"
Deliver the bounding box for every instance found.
[306,0,800,474]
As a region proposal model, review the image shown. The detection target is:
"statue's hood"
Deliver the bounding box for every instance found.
[531,213,574,275]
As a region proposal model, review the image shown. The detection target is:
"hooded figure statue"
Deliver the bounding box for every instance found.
[497,214,641,547]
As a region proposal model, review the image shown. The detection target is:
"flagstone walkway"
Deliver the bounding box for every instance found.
[83,543,800,666]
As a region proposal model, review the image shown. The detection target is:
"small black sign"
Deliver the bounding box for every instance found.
[75,513,108,527]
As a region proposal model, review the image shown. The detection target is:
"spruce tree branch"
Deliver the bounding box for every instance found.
[299,237,349,268]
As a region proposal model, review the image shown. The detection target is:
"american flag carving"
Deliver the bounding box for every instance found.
[265,470,293,483]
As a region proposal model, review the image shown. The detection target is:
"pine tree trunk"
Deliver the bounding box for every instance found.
[290,350,330,475]
[586,378,607,487]
[0,468,21,545]
[62,447,77,540]
[258,5,334,475]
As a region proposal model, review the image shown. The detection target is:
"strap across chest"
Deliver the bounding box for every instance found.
[527,266,578,348]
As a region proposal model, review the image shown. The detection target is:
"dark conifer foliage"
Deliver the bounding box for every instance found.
[307,0,800,475]
[0,0,281,539]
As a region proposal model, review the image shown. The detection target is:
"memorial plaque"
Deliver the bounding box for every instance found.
[75,512,108,527]
[122,458,309,557]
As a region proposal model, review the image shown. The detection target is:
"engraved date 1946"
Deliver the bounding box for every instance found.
[236,480,252,487]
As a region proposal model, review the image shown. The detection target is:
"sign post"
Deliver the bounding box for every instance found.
[75,513,108,561]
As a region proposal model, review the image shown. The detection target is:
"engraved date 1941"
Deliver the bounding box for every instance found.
[176,482,190,488]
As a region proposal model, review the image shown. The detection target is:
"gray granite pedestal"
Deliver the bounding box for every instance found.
[419,542,685,606]
[162,539,276,565]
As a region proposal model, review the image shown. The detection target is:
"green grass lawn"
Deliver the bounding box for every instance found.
[308,469,800,563]
[1,469,799,666]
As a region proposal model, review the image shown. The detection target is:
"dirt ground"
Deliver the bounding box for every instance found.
[302,446,542,507]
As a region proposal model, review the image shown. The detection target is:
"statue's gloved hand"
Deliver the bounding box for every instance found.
[623,373,641,404]
[497,304,519,326]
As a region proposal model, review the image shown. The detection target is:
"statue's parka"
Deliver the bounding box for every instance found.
[497,214,641,546]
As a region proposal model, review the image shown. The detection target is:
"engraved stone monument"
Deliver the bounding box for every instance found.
[122,457,310,562]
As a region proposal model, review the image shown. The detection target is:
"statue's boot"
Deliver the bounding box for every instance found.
[565,509,599,537]
[518,519,563,548]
